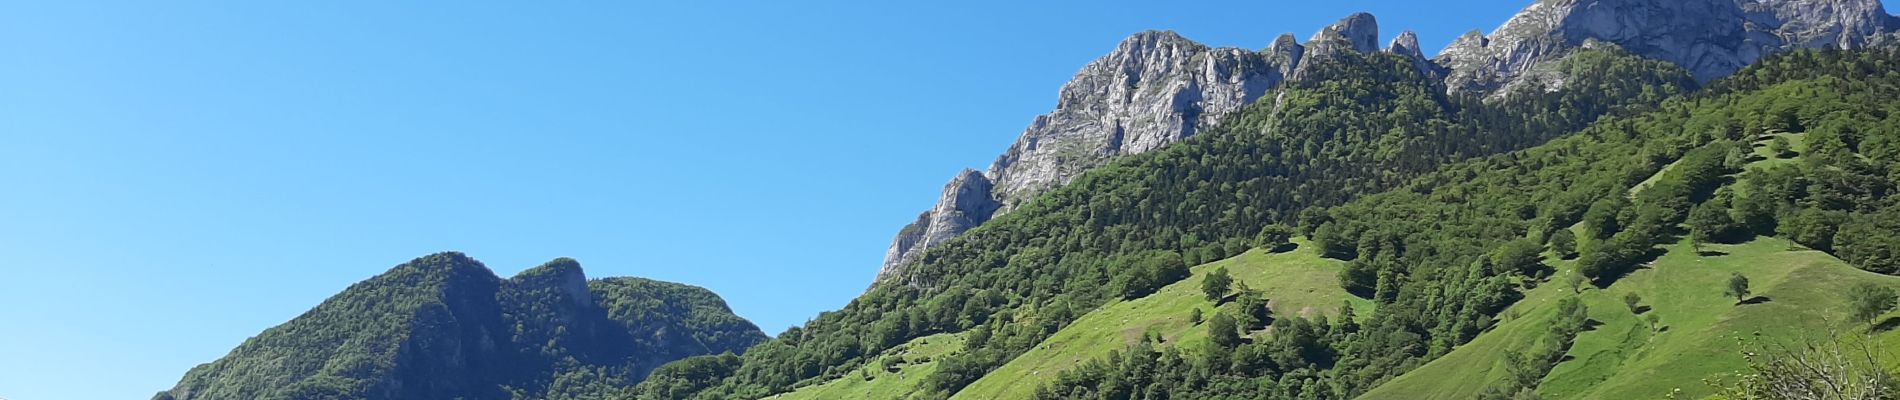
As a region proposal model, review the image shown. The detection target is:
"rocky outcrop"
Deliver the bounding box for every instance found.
[875,15,1395,285]
[1303,13,1383,68]
[876,169,1000,283]
[1387,30,1444,78]
[1438,0,1899,94]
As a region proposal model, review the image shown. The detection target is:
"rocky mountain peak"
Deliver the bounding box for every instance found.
[1307,12,1383,59]
[1437,0,1898,94]
[1388,31,1423,56]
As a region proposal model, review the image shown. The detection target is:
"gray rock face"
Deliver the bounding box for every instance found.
[874,15,1389,285]
[1387,30,1444,78]
[876,169,999,283]
[1306,13,1384,62]
[1438,0,1898,94]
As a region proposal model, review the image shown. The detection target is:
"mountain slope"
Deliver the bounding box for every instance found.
[1025,48,1900,399]
[952,240,1374,400]
[659,22,1704,400]
[154,254,766,400]
[878,0,1900,286]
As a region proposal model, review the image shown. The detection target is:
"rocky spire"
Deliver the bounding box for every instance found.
[1386,30,1443,77]
[1305,13,1382,60]
[876,169,999,283]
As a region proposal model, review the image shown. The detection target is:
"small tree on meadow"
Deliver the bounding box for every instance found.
[1726,272,1752,304]
[1623,292,1643,314]
[1768,136,1793,157]
[1549,229,1579,260]
[1255,224,1295,250]
[1846,283,1897,327]
[1202,267,1233,302]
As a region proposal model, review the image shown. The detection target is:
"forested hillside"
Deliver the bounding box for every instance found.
[154,254,766,400]
[643,45,1699,400]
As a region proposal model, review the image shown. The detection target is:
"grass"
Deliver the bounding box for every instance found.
[1364,131,1900,399]
[951,239,1373,400]
[775,332,965,400]
[1361,237,1900,400]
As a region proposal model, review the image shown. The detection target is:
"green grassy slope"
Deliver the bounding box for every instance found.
[776,333,966,400]
[1360,237,1900,400]
[1362,131,1900,400]
[952,239,1375,400]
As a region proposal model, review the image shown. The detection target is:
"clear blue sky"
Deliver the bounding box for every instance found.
[11,1,1885,399]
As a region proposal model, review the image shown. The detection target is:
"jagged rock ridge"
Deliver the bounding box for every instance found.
[877,14,1425,284]
[1437,0,1900,94]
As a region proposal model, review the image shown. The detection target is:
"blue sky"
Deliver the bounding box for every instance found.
[7,1,1884,399]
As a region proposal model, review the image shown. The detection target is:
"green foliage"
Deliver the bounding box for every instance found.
[1687,198,1745,245]
[1234,289,1274,330]
[1255,224,1296,250]
[1846,283,1898,326]
[1727,272,1752,304]
[1202,267,1233,302]
[1549,229,1579,260]
[158,255,766,400]
[1624,292,1643,314]
[1113,251,1191,300]
[1768,136,1793,157]
[1493,239,1548,277]
[1207,312,1242,349]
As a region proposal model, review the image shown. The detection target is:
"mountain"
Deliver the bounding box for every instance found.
[877,13,1442,284]
[1438,0,1900,94]
[874,0,1900,286]
[153,253,766,400]
[158,1,1900,399]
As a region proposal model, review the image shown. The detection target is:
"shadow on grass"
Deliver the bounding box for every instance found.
[1738,295,1773,305]
[1872,317,1900,333]
[1267,243,1299,254]
[1696,250,1730,257]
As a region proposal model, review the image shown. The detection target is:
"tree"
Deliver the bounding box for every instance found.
[1623,292,1643,314]
[1189,308,1205,325]
[1582,196,1630,240]
[1207,312,1241,349]
[1726,273,1752,304]
[1255,224,1295,250]
[1846,283,1897,327]
[1768,136,1793,157]
[1203,267,1234,302]
[1566,272,1586,294]
[1687,201,1741,246]
[1491,239,1546,276]
[1111,267,1156,300]
[1644,314,1661,332]
[1235,290,1273,330]
[1549,229,1579,260]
